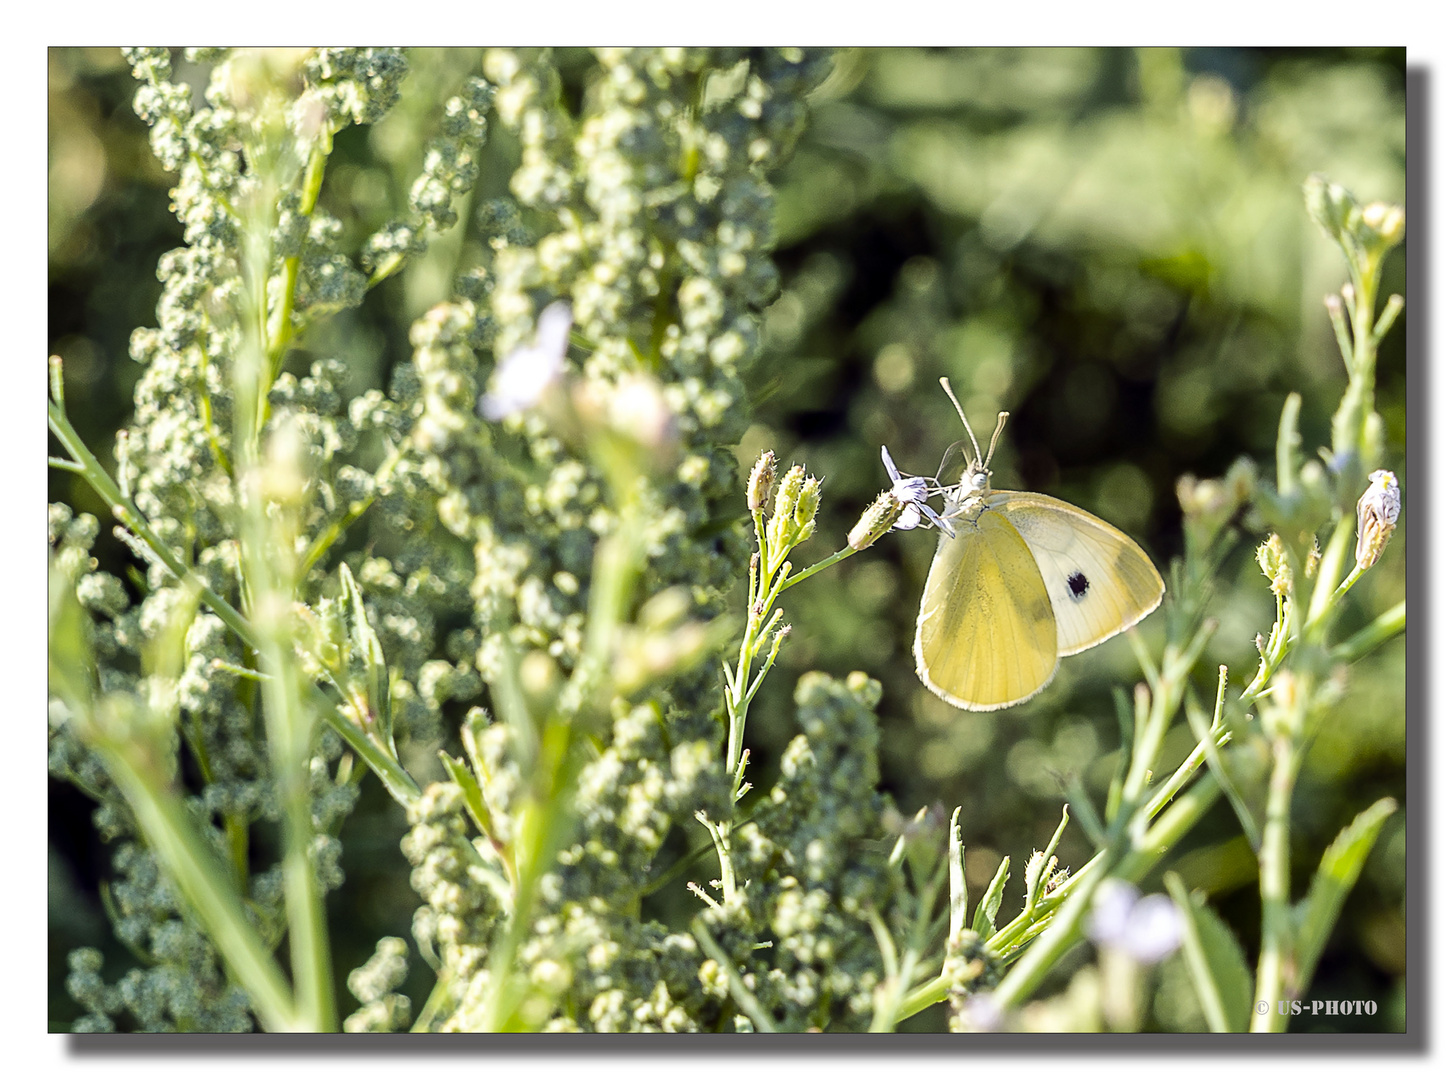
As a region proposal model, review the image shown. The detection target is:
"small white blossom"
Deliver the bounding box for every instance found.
[880,446,952,535]
[1355,469,1400,569]
[478,301,573,420]
[957,992,1004,1032]
[1084,880,1183,964]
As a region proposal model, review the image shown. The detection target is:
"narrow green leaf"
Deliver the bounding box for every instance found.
[486,634,538,772]
[1027,805,1071,907]
[1106,686,1134,823]
[1184,684,1260,851]
[972,856,1011,940]
[947,807,967,936]
[1293,797,1398,991]
[340,562,392,749]
[1331,600,1406,664]
[438,751,497,845]
[1064,773,1105,847]
[692,918,777,1033]
[1164,871,1252,1033]
[1276,392,1303,496]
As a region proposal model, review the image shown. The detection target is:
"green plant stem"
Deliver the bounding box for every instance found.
[1251,734,1301,1033]
[264,137,331,391]
[779,544,854,590]
[50,402,418,811]
[724,539,855,785]
[1305,514,1356,641]
[692,919,777,1033]
[240,508,338,1034]
[871,852,946,1031]
[1330,259,1379,463]
[196,341,232,474]
[1331,600,1404,663]
[48,400,259,653]
[234,184,335,1033]
[181,709,250,888]
[481,493,648,1031]
[1121,620,1213,807]
[897,768,1225,1023]
[84,700,301,1031]
[298,441,404,576]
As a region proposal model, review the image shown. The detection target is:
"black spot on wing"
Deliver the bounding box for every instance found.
[1066,570,1090,601]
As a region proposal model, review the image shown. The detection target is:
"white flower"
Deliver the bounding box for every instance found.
[880,445,953,536]
[1084,879,1183,964]
[957,992,1004,1032]
[1355,469,1400,569]
[478,301,572,420]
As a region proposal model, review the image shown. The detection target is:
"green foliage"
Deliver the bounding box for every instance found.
[48,47,1404,1034]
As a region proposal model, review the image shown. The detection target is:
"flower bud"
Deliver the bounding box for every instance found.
[1303,173,1358,241]
[1362,202,1405,247]
[1175,456,1256,550]
[848,492,900,551]
[773,464,805,527]
[793,475,821,535]
[1257,533,1292,598]
[1356,469,1400,569]
[746,450,776,512]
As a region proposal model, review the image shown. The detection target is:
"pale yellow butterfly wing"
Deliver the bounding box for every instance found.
[914,509,1059,711]
[987,491,1164,656]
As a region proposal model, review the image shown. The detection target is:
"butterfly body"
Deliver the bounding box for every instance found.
[910,392,1165,711]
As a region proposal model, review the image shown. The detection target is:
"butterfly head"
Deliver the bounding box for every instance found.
[939,377,1008,513]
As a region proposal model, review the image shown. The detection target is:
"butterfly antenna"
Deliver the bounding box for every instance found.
[939,377,984,466]
[983,411,1010,467]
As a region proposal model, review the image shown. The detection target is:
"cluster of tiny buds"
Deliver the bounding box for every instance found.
[745,452,820,556]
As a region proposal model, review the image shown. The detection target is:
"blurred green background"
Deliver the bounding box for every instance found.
[49,47,1406,1031]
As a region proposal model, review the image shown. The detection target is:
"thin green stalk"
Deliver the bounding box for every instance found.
[48,399,258,652]
[298,441,404,576]
[692,919,777,1033]
[1110,771,1223,884]
[724,508,772,781]
[481,495,648,1031]
[196,341,232,475]
[181,709,250,889]
[1305,514,1356,641]
[991,771,1225,1013]
[1251,734,1301,1033]
[779,544,855,590]
[264,137,331,387]
[254,619,336,1030]
[1121,620,1214,807]
[411,973,455,1033]
[871,849,948,1031]
[83,700,301,1031]
[897,765,1222,1023]
[1331,600,1404,663]
[724,540,854,783]
[51,397,419,812]
[232,179,336,1032]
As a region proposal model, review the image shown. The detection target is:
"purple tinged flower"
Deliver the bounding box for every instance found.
[1084,879,1184,964]
[958,993,1005,1033]
[880,446,953,536]
[478,301,572,420]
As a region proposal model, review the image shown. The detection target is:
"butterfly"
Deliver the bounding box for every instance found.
[898,379,1164,711]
